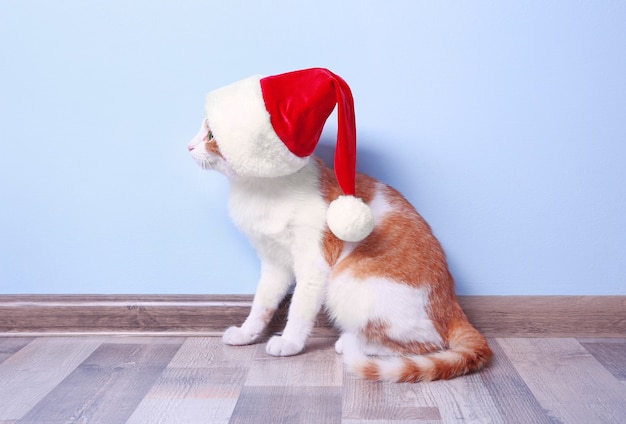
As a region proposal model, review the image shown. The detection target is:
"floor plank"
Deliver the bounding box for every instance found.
[498,338,626,423]
[129,335,258,423]
[245,338,342,387]
[17,342,182,424]
[1,335,625,423]
[480,339,553,423]
[229,386,342,424]
[579,338,626,382]
[0,337,102,420]
[0,337,33,364]
[342,357,503,423]
[342,371,441,422]
[425,371,504,423]
[127,367,247,424]
[167,337,257,369]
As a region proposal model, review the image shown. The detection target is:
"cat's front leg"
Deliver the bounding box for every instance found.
[265,250,329,356]
[222,261,293,346]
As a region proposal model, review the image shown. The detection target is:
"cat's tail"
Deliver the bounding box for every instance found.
[349,319,493,382]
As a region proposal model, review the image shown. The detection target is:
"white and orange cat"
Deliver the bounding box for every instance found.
[188,119,492,382]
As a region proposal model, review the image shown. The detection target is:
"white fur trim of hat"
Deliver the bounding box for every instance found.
[205,75,309,177]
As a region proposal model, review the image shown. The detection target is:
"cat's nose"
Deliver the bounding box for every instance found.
[187,145,195,152]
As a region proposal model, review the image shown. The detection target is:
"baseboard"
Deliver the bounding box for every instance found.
[0,295,624,337]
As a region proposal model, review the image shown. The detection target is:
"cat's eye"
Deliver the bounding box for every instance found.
[203,118,215,141]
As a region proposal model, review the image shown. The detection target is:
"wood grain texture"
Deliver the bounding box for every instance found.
[127,367,246,424]
[459,296,626,337]
[498,338,626,423]
[245,338,342,387]
[128,338,252,424]
[0,337,33,364]
[1,295,624,337]
[342,371,442,422]
[229,386,342,424]
[0,337,102,420]
[426,371,504,423]
[479,339,553,423]
[167,337,257,369]
[18,342,182,424]
[579,338,626,381]
[0,335,624,423]
[0,295,251,334]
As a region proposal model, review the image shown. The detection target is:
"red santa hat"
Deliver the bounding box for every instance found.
[205,67,374,242]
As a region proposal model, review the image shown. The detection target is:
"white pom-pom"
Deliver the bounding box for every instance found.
[326,195,374,242]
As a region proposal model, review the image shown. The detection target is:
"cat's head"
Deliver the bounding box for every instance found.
[187,119,233,176]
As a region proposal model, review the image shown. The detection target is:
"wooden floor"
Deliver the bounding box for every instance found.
[0,336,624,423]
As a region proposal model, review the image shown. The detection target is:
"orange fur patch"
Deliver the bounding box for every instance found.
[205,140,223,157]
[314,157,493,382]
[322,228,344,267]
[398,358,429,382]
[446,319,493,369]
[429,356,459,380]
[359,361,381,380]
[315,157,451,289]
[332,200,450,288]
[396,320,493,382]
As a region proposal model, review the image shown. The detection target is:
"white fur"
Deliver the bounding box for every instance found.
[189,123,329,356]
[368,184,394,219]
[377,357,407,380]
[189,121,442,360]
[226,160,331,356]
[326,273,443,349]
[326,186,442,351]
[205,75,309,178]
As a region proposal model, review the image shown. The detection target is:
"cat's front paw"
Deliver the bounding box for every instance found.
[265,335,304,357]
[222,326,259,346]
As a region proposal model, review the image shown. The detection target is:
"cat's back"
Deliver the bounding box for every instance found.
[316,157,450,287]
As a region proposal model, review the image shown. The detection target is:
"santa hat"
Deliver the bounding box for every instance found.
[205,67,374,242]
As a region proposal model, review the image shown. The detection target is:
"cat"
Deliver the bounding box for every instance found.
[188,118,492,382]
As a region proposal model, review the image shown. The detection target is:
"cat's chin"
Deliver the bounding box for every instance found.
[195,159,236,178]
[191,156,216,171]
[199,161,216,170]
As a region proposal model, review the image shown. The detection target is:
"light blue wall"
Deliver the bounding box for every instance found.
[1,1,624,295]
